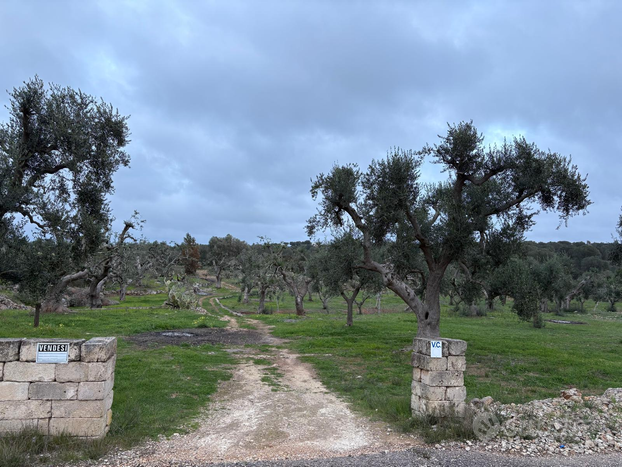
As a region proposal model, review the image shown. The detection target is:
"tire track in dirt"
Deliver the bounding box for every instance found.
[90,304,418,466]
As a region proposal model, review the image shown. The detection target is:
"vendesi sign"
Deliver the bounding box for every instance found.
[36,343,69,364]
[430,340,443,358]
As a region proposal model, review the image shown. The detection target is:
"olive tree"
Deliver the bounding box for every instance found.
[110,240,153,301]
[271,242,313,316]
[0,76,129,238]
[312,233,383,326]
[0,77,130,320]
[180,233,200,275]
[238,241,280,313]
[203,234,247,288]
[309,122,590,337]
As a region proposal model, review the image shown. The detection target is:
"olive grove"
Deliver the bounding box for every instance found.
[308,122,590,337]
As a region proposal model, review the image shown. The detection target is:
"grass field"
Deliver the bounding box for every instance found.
[2,283,622,463]
[220,290,622,431]
[0,293,234,466]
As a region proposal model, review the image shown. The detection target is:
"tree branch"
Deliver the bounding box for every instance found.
[482,188,538,217]
[16,208,47,231]
[339,203,425,315]
[405,210,435,269]
[25,162,69,189]
[463,166,505,186]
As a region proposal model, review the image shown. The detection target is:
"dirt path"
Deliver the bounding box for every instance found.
[95,311,418,466]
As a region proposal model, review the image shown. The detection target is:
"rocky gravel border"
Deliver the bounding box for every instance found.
[438,388,622,457]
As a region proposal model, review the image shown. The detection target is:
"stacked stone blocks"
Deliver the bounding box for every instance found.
[411,337,467,418]
[0,337,116,438]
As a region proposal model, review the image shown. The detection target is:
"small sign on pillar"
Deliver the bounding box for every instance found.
[36,342,69,364]
[430,340,442,358]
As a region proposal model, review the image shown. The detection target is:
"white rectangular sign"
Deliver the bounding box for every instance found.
[36,343,69,364]
[430,340,443,358]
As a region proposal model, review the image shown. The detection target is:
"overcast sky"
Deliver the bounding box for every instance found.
[1,1,621,245]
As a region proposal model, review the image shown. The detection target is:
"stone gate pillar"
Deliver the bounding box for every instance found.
[0,337,116,438]
[411,337,467,418]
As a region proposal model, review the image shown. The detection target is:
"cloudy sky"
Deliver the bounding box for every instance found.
[1,1,621,245]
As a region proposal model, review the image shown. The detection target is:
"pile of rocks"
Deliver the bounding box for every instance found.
[0,295,33,311]
[445,388,622,456]
[127,289,166,296]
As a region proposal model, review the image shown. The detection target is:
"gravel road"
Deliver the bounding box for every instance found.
[149,447,622,467]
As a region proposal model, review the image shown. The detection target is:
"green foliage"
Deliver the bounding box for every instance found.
[311,233,383,298]
[611,208,622,267]
[0,77,131,304]
[164,281,198,309]
[202,234,247,286]
[180,233,200,275]
[309,121,590,336]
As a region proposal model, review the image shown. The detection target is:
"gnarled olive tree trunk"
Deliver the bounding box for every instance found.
[41,270,89,313]
[340,286,360,327]
[258,284,269,314]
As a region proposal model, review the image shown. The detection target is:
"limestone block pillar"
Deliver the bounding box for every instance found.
[0,337,116,438]
[411,337,467,418]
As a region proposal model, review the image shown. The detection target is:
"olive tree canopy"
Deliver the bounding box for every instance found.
[309,121,590,337]
[0,77,130,311]
[0,76,130,240]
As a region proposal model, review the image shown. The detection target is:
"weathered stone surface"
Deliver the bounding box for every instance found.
[411,394,421,413]
[446,385,467,401]
[417,399,466,417]
[447,356,467,371]
[0,400,51,419]
[81,337,116,362]
[412,353,447,371]
[421,369,464,387]
[52,399,106,418]
[412,381,447,401]
[445,338,468,356]
[0,362,3,379]
[412,367,421,382]
[56,358,116,382]
[413,338,449,357]
[0,338,22,362]
[50,417,107,438]
[413,338,467,357]
[19,338,84,362]
[104,390,114,411]
[29,382,78,400]
[0,382,29,400]
[106,409,112,426]
[78,379,112,400]
[0,418,49,434]
[4,362,55,382]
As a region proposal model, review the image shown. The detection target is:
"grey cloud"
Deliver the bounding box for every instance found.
[1,0,621,244]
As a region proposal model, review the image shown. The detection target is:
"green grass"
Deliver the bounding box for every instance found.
[0,295,220,338]
[106,293,170,308]
[241,294,622,433]
[0,297,234,465]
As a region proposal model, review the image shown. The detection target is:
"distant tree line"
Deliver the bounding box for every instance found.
[3,79,619,333]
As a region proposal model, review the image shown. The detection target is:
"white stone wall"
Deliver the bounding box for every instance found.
[0,337,116,438]
[411,337,467,418]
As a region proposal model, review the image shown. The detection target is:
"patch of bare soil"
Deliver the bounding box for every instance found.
[94,317,418,466]
[126,327,274,348]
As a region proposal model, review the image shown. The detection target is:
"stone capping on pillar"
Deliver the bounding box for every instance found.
[411,337,467,418]
[0,337,116,438]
